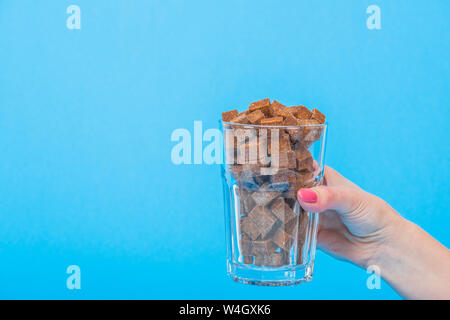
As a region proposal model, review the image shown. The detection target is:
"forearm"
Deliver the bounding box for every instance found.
[375,217,450,299]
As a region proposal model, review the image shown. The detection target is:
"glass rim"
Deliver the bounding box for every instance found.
[220,120,328,129]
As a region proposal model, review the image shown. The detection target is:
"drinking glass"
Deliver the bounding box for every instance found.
[221,121,327,286]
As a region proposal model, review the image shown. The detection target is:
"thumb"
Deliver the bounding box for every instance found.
[297,186,365,217]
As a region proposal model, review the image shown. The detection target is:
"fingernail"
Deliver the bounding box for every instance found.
[298,189,318,203]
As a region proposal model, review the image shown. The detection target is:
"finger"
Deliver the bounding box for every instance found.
[316,228,363,265]
[297,185,365,217]
[317,228,348,255]
[318,209,347,231]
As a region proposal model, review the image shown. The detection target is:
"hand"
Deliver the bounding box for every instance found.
[297,166,404,269]
[297,166,450,299]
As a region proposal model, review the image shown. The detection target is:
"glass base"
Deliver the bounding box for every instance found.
[227,260,314,287]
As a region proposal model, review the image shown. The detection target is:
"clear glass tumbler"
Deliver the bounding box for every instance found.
[221,121,327,286]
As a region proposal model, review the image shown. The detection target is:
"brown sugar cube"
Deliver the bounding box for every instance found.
[253,255,264,266]
[253,175,271,186]
[230,164,260,180]
[265,127,286,146]
[295,119,322,144]
[238,188,257,213]
[236,167,259,188]
[268,131,291,153]
[292,105,312,120]
[272,228,293,251]
[237,187,250,215]
[270,198,297,224]
[283,114,300,126]
[251,240,277,256]
[298,119,323,143]
[229,164,243,180]
[284,216,298,235]
[241,163,261,174]
[274,151,296,169]
[311,159,320,176]
[260,117,284,126]
[234,127,257,145]
[243,256,254,265]
[287,105,300,117]
[282,192,298,209]
[243,194,257,212]
[237,140,258,164]
[253,255,267,266]
[280,136,292,152]
[250,190,280,206]
[295,149,314,172]
[279,109,294,119]
[302,178,316,189]
[239,200,246,217]
[241,139,270,165]
[270,100,287,110]
[270,169,296,191]
[287,130,306,148]
[287,129,303,145]
[294,170,315,190]
[240,165,264,188]
[296,211,310,264]
[269,100,290,117]
[240,216,261,240]
[298,211,310,240]
[298,119,320,126]
[222,110,238,122]
[296,156,313,172]
[248,206,279,239]
[253,251,288,267]
[237,186,250,199]
[263,176,294,192]
[254,253,284,267]
[280,249,291,265]
[263,252,286,267]
[310,108,326,124]
[291,141,308,151]
[251,175,264,186]
[224,135,237,161]
[294,145,312,158]
[271,169,297,184]
[305,127,323,143]
[263,182,288,192]
[230,112,250,124]
[254,135,271,166]
[291,140,312,154]
[287,151,298,166]
[247,110,265,124]
[296,249,304,265]
[249,98,271,116]
[239,238,252,256]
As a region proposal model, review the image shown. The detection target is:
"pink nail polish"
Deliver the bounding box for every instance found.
[298,189,318,203]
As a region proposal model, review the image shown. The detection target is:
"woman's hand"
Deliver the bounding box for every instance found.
[297,166,450,300]
[297,166,404,269]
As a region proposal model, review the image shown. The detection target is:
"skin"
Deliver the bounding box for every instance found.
[297,166,450,300]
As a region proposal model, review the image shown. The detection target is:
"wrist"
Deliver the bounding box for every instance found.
[367,215,450,299]
[365,212,412,271]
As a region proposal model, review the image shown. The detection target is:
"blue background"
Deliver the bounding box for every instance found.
[0,0,448,299]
